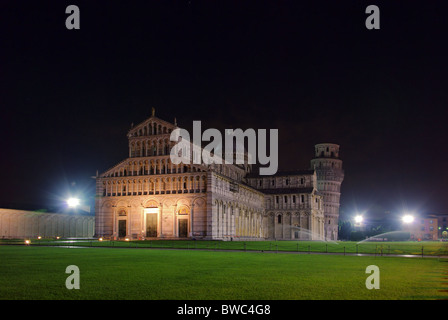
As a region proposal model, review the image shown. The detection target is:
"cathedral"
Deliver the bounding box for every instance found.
[94,112,344,241]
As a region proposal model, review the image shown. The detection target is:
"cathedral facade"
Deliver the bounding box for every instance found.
[94,113,343,241]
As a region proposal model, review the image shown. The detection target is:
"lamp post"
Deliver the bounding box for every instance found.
[401,213,415,241]
[402,214,414,224]
[66,198,90,212]
[66,198,80,208]
[353,214,365,241]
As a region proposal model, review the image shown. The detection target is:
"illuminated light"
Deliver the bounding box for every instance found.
[402,215,414,224]
[25,240,31,245]
[354,215,363,224]
[37,236,41,240]
[66,198,80,208]
[98,237,103,241]
[125,238,130,241]
[56,236,60,239]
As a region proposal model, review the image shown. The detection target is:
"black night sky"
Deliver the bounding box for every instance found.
[1,1,447,218]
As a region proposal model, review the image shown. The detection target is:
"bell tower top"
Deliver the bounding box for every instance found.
[151,107,156,117]
[310,143,343,172]
[314,143,340,159]
[310,143,344,181]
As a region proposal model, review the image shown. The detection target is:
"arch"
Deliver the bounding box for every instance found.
[176,198,191,207]
[101,201,114,208]
[117,208,127,216]
[115,199,128,207]
[177,205,190,215]
[136,141,141,157]
[143,199,159,208]
[193,197,205,207]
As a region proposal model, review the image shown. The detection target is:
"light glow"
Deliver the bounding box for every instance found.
[402,214,414,224]
[67,197,80,208]
[354,215,363,224]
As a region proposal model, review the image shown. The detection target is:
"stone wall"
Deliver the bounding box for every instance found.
[0,209,94,239]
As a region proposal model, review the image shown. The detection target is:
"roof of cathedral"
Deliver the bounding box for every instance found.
[128,109,178,135]
[246,169,314,178]
[274,170,315,176]
[260,187,314,195]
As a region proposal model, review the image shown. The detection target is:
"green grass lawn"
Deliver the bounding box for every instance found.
[4,239,447,256]
[1,245,447,300]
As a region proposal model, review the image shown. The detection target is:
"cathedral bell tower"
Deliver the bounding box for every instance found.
[310,143,344,241]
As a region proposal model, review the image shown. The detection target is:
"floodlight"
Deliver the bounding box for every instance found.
[402,214,414,224]
[67,197,80,208]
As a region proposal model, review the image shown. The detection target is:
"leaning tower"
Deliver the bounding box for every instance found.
[310,143,344,241]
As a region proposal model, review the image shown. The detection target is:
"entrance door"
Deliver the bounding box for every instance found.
[178,219,188,238]
[146,213,158,237]
[118,220,127,238]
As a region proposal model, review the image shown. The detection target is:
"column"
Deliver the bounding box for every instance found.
[158,204,163,238]
[172,205,176,237]
[230,206,235,238]
[190,204,194,237]
[128,207,132,238]
[290,213,293,239]
[273,213,276,239]
[216,203,220,238]
[112,206,117,239]
[140,208,144,239]
[223,205,227,237]
[235,208,239,236]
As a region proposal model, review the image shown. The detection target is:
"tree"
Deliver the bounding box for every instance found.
[338,220,352,241]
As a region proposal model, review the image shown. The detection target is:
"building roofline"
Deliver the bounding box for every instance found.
[259,187,315,195]
[246,170,315,178]
[315,143,340,147]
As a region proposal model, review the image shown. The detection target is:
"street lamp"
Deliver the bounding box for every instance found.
[354,215,364,224]
[66,197,80,208]
[402,214,414,224]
